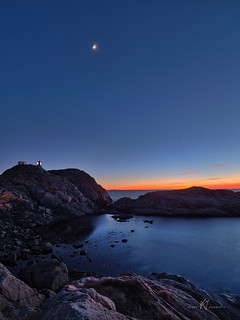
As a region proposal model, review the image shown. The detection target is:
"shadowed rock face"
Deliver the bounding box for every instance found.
[0,165,111,221]
[19,259,69,292]
[33,272,239,320]
[110,187,240,217]
[0,263,43,317]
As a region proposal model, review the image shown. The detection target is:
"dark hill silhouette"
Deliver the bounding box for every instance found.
[110,186,240,216]
[0,164,111,221]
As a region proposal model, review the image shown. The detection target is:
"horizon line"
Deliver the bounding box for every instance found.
[107,186,240,191]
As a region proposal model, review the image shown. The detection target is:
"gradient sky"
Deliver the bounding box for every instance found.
[1,0,240,190]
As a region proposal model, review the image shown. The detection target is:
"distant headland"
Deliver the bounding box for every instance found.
[107,186,240,217]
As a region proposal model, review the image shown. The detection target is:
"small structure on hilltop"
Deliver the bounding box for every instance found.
[18,161,27,165]
[37,161,42,167]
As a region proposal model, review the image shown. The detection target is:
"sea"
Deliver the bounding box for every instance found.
[41,214,240,298]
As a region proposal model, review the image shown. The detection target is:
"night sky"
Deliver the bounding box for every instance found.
[1,0,240,189]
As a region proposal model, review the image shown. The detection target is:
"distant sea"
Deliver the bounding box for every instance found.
[107,189,240,202]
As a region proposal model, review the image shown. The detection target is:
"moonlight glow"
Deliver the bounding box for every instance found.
[92,43,98,50]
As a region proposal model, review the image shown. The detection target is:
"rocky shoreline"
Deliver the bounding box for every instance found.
[0,164,111,266]
[1,164,240,319]
[1,259,240,320]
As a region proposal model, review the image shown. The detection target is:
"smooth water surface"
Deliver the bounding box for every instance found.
[53,215,240,295]
[108,190,163,201]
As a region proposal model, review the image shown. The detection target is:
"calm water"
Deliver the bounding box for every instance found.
[50,214,240,296]
[108,190,163,201]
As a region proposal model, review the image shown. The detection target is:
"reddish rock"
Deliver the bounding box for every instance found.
[33,272,238,320]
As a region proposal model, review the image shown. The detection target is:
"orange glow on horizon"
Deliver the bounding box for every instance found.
[103,179,240,191]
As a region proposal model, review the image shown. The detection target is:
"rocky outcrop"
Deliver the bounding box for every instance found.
[19,259,69,292]
[49,169,111,208]
[0,164,111,221]
[110,187,240,217]
[33,272,239,320]
[0,164,111,265]
[0,263,43,318]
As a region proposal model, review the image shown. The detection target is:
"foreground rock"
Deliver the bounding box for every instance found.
[19,259,69,292]
[33,272,238,320]
[33,285,132,320]
[222,294,240,309]
[0,264,239,320]
[0,263,43,319]
[110,187,240,216]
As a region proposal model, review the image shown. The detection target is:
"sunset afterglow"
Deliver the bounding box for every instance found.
[103,179,240,191]
[1,1,240,193]
[1,3,240,318]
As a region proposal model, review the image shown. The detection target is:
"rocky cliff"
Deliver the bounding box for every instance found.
[0,164,111,223]
[49,168,110,208]
[111,187,240,216]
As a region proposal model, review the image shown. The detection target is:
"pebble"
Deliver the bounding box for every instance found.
[73,242,83,249]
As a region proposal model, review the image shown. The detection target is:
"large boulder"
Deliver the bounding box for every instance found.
[33,273,238,320]
[19,259,69,292]
[0,263,43,313]
[33,285,134,320]
[111,187,240,217]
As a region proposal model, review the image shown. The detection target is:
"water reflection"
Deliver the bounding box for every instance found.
[46,215,240,295]
[42,215,98,242]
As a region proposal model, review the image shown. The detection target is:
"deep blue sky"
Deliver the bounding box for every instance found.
[1,0,240,189]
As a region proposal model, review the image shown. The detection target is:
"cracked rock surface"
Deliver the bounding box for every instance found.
[0,263,44,319]
[33,272,239,320]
